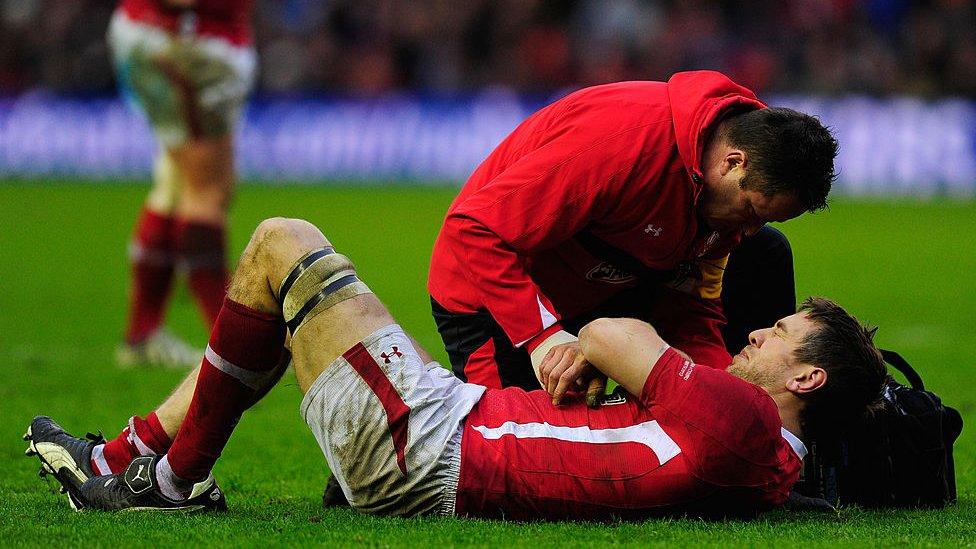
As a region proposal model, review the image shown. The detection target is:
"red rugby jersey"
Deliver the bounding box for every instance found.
[455,348,805,520]
[119,0,253,45]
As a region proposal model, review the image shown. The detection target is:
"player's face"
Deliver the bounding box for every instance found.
[727,312,818,391]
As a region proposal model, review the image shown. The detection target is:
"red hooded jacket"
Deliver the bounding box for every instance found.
[429,71,766,371]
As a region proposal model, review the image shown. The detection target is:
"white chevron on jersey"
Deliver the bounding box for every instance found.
[471,419,681,465]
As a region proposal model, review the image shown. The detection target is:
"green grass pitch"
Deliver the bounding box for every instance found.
[0,182,974,546]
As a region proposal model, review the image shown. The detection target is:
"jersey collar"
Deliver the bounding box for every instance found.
[780,427,808,459]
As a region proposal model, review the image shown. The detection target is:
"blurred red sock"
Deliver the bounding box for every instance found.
[166,298,285,481]
[125,208,176,344]
[91,412,171,475]
[174,219,229,327]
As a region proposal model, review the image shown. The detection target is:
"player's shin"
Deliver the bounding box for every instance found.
[162,297,286,496]
[125,208,176,343]
[174,219,229,327]
[94,412,172,475]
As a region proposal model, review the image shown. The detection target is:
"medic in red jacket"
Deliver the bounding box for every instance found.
[428,71,838,390]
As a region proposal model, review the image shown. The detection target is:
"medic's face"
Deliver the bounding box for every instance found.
[699,149,806,235]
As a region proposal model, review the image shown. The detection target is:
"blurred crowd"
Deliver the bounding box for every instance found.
[1,0,974,97]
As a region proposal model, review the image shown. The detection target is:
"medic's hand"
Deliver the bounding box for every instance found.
[529,329,579,386]
[537,341,580,392]
[539,343,600,405]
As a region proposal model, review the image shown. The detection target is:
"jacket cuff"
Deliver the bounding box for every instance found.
[523,323,565,353]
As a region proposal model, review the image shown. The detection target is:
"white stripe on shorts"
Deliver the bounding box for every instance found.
[472,419,681,465]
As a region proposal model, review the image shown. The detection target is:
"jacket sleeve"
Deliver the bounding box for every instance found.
[649,254,733,369]
[442,116,652,349]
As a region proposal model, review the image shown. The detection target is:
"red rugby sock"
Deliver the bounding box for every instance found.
[174,219,229,328]
[92,412,171,475]
[166,298,285,481]
[125,209,176,344]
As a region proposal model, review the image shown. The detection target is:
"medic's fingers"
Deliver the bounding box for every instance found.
[538,346,558,387]
[544,348,576,395]
[552,353,589,405]
[538,345,571,386]
[537,347,558,386]
[541,344,572,393]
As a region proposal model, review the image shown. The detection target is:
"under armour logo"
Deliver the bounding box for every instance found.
[644,224,663,237]
[380,346,403,363]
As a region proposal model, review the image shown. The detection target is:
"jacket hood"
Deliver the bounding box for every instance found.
[667,71,766,187]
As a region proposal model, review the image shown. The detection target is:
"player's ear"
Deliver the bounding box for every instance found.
[786,366,826,395]
[722,149,746,175]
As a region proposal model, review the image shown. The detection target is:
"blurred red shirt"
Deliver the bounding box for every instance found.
[118,0,253,46]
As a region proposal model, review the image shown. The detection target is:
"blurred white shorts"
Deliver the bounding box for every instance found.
[107,9,256,147]
[300,324,485,517]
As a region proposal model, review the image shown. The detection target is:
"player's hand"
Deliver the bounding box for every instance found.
[584,375,607,408]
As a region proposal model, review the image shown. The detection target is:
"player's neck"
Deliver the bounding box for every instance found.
[771,392,804,439]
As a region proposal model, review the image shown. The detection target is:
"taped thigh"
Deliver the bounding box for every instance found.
[278,247,372,335]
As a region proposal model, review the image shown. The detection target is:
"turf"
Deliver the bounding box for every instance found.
[0,182,973,547]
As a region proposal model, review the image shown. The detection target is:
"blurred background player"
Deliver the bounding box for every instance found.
[109,0,256,368]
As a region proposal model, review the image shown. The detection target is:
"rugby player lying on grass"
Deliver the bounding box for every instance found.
[25,218,886,519]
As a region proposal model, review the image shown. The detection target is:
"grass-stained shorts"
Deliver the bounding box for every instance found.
[107,9,256,147]
[301,324,486,517]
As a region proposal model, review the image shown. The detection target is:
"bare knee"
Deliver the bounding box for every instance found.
[250,217,330,283]
[252,217,326,252]
[228,217,329,310]
[179,184,233,215]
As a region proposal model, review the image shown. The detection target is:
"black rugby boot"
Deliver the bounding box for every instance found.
[73,455,227,512]
[322,473,350,508]
[25,416,104,492]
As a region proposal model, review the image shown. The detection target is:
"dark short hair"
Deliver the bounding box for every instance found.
[721,107,839,212]
[794,297,887,438]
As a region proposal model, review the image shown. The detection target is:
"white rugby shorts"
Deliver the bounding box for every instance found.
[300,324,485,517]
[107,9,256,146]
